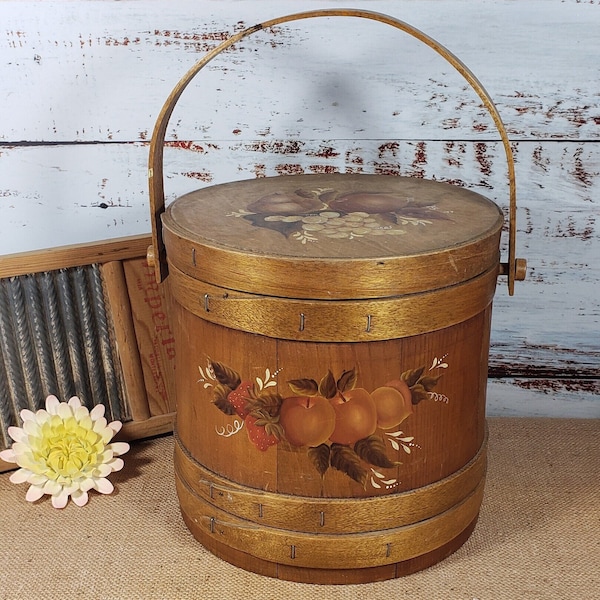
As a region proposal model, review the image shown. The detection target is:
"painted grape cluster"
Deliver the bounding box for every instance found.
[227,186,452,245]
[265,210,408,243]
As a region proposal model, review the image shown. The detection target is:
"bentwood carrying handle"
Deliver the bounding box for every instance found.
[148,8,526,293]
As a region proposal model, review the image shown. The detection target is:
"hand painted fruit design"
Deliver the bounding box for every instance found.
[371,379,413,430]
[229,186,452,245]
[285,367,441,487]
[227,380,253,418]
[207,362,284,452]
[205,360,446,487]
[279,395,336,447]
[245,415,280,451]
[247,190,326,215]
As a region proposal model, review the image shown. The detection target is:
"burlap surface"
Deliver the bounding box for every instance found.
[1,418,598,600]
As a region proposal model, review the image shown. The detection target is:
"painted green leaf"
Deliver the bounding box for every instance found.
[251,392,284,417]
[308,444,331,477]
[337,368,358,393]
[410,383,430,405]
[401,366,425,388]
[319,370,338,400]
[212,383,235,415]
[419,375,442,392]
[210,361,241,390]
[354,435,399,468]
[288,378,319,396]
[330,444,367,488]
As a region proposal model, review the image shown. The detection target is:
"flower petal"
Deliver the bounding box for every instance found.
[74,406,90,422]
[22,419,41,436]
[98,426,115,444]
[51,489,70,509]
[45,395,60,414]
[4,395,127,507]
[80,479,95,492]
[62,483,78,496]
[100,448,114,461]
[108,442,130,456]
[92,417,108,434]
[78,414,93,430]
[71,489,89,507]
[90,404,105,420]
[6,426,28,443]
[57,402,73,419]
[108,420,123,434]
[107,457,124,472]
[25,484,46,502]
[68,396,82,409]
[19,409,37,423]
[95,463,112,478]
[12,441,34,456]
[9,468,30,484]
[27,473,48,486]
[34,409,51,424]
[0,448,17,463]
[94,478,114,495]
[43,479,62,496]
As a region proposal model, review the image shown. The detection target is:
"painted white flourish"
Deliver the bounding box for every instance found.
[429,354,449,371]
[197,361,217,387]
[215,419,244,438]
[385,430,421,454]
[370,468,399,490]
[255,367,281,391]
[428,391,449,403]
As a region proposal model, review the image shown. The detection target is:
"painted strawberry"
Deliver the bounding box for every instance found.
[245,415,280,451]
[227,381,253,417]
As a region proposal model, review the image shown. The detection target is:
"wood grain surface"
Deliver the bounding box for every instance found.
[0,0,598,416]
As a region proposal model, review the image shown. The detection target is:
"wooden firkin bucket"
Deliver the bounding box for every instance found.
[147,10,527,584]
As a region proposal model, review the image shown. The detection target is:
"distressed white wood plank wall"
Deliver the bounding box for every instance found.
[1,0,598,417]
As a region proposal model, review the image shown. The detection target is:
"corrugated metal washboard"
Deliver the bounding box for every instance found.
[0,265,128,447]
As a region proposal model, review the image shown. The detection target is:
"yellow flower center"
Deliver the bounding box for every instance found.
[30,416,105,481]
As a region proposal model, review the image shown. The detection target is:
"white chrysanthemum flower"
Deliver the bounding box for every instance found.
[0,395,129,508]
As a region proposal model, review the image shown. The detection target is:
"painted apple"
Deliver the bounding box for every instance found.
[279,396,336,447]
[386,379,414,403]
[329,388,378,445]
[247,191,326,215]
[327,192,409,214]
[371,379,413,430]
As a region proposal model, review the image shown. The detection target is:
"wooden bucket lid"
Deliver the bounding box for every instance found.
[162,173,503,300]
